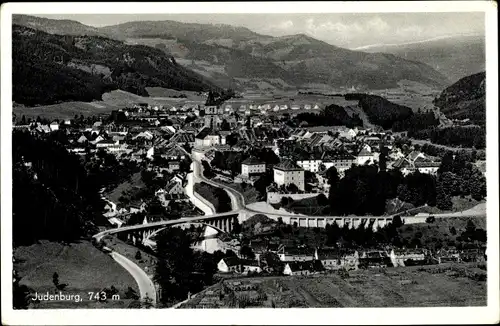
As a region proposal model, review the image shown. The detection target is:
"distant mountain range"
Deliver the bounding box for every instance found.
[433,71,485,125]
[356,34,485,84]
[13,14,453,98]
[12,24,219,106]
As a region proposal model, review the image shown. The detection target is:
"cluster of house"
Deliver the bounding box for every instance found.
[216,245,486,276]
[16,102,443,221]
[193,121,444,196]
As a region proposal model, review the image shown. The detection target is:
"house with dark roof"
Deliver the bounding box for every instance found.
[315,248,360,271]
[392,151,441,176]
[241,157,266,177]
[273,159,305,191]
[358,250,392,269]
[170,131,196,146]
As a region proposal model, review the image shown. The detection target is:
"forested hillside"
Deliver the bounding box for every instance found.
[12,131,103,245]
[345,94,414,130]
[12,25,220,106]
[433,72,486,126]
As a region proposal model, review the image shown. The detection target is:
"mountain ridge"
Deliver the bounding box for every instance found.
[13,14,454,94]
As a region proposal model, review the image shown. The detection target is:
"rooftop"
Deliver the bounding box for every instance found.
[242,157,265,165]
[274,159,303,171]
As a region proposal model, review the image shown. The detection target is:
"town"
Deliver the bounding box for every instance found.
[8,10,491,315]
[13,93,487,309]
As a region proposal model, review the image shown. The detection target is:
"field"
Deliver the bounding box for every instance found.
[181,263,486,308]
[13,88,207,120]
[397,215,486,248]
[13,240,140,308]
[105,172,145,206]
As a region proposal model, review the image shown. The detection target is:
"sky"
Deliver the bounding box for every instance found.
[34,13,485,49]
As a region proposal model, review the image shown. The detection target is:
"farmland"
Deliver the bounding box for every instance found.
[13,88,207,120]
[180,263,486,308]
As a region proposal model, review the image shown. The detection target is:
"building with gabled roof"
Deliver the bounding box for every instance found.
[283,260,324,276]
[357,145,374,166]
[273,159,305,191]
[241,157,266,177]
[195,127,225,148]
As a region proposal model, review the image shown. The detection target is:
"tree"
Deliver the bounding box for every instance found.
[13,272,31,309]
[154,227,195,304]
[326,166,340,185]
[232,216,241,234]
[392,215,403,228]
[316,193,328,206]
[220,119,230,131]
[438,152,454,174]
[147,197,166,216]
[379,145,388,172]
[135,250,142,260]
[280,196,292,207]
[125,286,140,300]
[128,212,146,226]
[52,272,59,288]
[240,245,255,260]
[436,183,452,210]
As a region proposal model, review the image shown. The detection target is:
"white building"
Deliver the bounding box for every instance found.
[296,159,323,173]
[194,127,224,147]
[49,121,59,132]
[357,145,374,166]
[241,157,266,177]
[273,160,305,191]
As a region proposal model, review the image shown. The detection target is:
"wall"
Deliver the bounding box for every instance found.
[267,192,319,204]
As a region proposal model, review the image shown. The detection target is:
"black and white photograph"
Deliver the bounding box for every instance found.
[1,1,498,325]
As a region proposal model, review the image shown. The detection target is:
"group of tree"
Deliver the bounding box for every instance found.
[201,160,215,178]
[434,152,486,209]
[323,149,486,215]
[154,227,218,306]
[344,94,414,130]
[433,71,485,126]
[12,130,106,246]
[193,182,232,213]
[410,126,485,149]
[204,89,235,106]
[292,104,363,128]
[419,143,486,161]
[392,110,439,133]
[327,165,404,216]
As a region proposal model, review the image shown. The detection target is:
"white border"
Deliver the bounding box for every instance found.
[1,2,498,325]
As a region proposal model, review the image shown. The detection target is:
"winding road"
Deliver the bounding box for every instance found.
[108,249,157,306]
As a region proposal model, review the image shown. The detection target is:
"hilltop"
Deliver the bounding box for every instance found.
[12,24,220,106]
